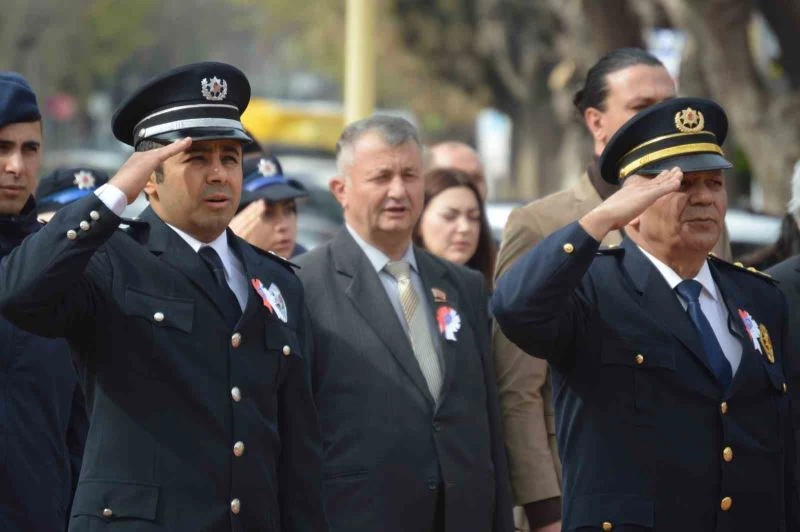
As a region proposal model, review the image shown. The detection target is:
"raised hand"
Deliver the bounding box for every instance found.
[579,167,683,241]
[229,199,269,248]
[108,138,192,204]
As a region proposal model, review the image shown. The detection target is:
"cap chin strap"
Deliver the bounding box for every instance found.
[618,143,725,180]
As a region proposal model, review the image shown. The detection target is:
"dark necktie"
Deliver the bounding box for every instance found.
[675,279,733,389]
[198,246,241,329]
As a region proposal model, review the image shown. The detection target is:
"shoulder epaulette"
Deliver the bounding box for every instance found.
[249,243,299,273]
[596,244,624,256]
[117,218,149,241]
[707,253,776,283]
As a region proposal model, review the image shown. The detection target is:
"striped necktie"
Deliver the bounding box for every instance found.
[385,261,443,402]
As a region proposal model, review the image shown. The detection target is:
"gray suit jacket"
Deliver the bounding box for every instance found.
[295,228,514,532]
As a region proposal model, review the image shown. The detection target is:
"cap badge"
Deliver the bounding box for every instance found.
[258,158,278,177]
[201,76,228,101]
[674,107,705,133]
[73,170,96,190]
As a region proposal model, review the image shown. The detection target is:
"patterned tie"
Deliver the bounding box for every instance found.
[675,279,733,389]
[385,261,443,402]
[198,246,242,329]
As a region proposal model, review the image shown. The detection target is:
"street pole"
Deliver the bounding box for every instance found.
[344,0,376,124]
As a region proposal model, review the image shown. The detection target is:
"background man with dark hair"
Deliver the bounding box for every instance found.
[0,72,88,532]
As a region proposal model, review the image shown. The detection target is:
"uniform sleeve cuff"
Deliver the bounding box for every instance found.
[524,497,562,528]
[94,184,127,216]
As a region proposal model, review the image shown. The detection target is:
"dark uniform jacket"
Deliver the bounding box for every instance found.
[0,194,326,532]
[0,198,88,531]
[295,228,514,532]
[493,221,799,532]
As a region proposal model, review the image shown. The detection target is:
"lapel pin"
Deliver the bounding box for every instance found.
[759,323,775,364]
[431,287,447,303]
[737,309,763,354]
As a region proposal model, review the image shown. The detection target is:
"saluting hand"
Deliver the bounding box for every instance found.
[229,199,269,248]
[108,138,193,204]
[579,166,682,242]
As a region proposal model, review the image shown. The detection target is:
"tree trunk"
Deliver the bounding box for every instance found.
[756,0,800,88]
[581,0,645,52]
[661,0,800,214]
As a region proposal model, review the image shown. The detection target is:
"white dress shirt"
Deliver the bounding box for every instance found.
[345,225,441,348]
[638,246,742,375]
[94,183,248,310]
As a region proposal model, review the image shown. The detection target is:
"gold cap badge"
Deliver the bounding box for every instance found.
[674,107,705,133]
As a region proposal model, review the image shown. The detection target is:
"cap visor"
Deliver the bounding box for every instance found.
[638,153,733,176]
[146,127,252,145]
[241,184,308,206]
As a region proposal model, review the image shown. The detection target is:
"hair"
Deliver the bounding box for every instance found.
[335,115,422,177]
[135,139,165,183]
[414,168,496,289]
[573,48,665,114]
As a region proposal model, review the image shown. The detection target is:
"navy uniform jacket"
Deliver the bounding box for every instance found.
[295,228,514,532]
[0,194,326,532]
[0,198,88,531]
[492,221,799,532]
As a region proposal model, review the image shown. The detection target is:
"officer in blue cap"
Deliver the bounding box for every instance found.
[230,154,309,258]
[35,167,110,221]
[0,62,326,531]
[493,97,798,531]
[0,73,88,531]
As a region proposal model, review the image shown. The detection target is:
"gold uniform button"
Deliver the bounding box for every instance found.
[733,262,744,268]
[102,508,113,518]
[90,210,100,221]
[720,402,728,415]
[153,312,165,322]
[231,386,242,402]
[231,332,242,348]
[723,446,733,462]
[282,345,291,356]
[563,243,574,254]
[635,354,644,365]
[602,522,613,531]
[230,498,241,515]
[783,383,788,393]
[720,497,732,511]
[66,229,77,240]
[233,441,245,457]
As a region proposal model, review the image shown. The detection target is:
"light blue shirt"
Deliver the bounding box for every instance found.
[345,225,443,354]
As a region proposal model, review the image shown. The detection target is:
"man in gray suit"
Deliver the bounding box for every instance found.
[295,115,513,532]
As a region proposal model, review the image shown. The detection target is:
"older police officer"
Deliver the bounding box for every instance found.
[0,62,326,531]
[493,97,798,531]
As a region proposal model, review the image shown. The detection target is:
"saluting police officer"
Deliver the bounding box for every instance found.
[0,62,326,531]
[493,97,799,531]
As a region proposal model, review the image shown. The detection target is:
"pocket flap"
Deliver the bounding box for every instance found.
[71,480,159,521]
[124,287,194,333]
[265,322,300,353]
[569,493,653,529]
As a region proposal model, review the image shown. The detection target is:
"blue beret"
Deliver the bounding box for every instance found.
[0,72,41,129]
[36,167,110,213]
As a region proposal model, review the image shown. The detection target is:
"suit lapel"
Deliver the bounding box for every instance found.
[415,250,456,404]
[709,263,762,397]
[621,239,718,381]
[228,232,268,329]
[139,207,231,323]
[332,229,435,407]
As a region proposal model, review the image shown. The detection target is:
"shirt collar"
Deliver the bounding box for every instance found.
[637,245,719,301]
[345,224,418,274]
[167,224,229,257]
